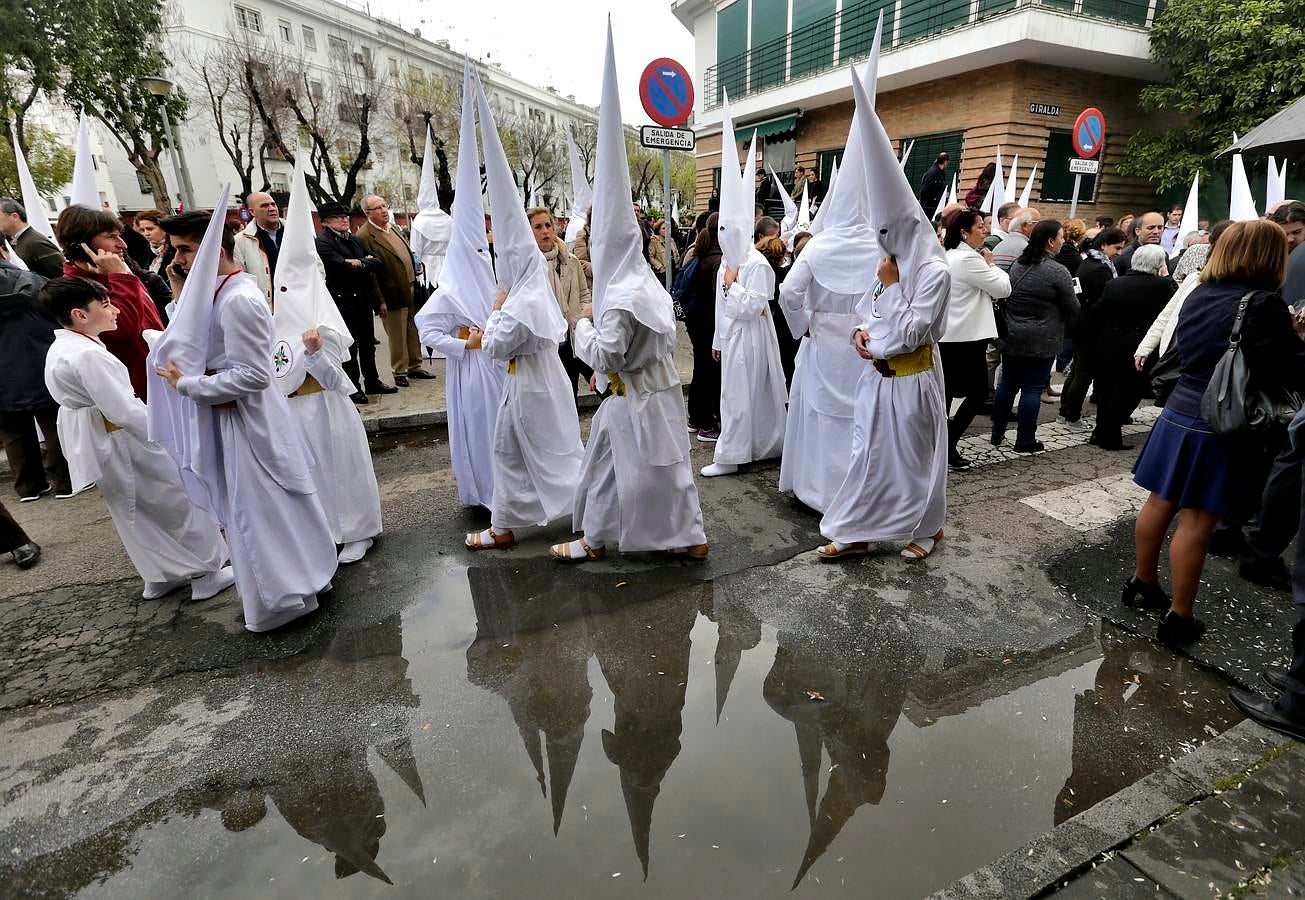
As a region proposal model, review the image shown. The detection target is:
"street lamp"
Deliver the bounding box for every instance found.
[138,75,197,211]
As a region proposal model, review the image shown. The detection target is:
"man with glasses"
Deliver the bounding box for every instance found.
[357,194,432,387]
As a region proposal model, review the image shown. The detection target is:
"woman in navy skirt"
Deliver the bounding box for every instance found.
[1129,220,1305,646]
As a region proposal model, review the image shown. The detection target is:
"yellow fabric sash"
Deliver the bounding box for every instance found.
[289,375,324,398]
[456,326,471,340]
[607,373,627,397]
[873,344,933,377]
[102,414,121,433]
[508,359,516,376]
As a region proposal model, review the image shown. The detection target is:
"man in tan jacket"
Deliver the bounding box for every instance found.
[356,194,432,386]
[528,207,592,397]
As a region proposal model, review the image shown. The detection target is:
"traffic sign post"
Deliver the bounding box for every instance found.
[1068,107,1107,218]
[639,58,695,293]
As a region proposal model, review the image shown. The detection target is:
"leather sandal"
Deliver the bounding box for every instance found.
[465,528,515,550]
[816,541,869,561]
[658,543,710,560]
[549,539,606,562]
[901,529,944,560]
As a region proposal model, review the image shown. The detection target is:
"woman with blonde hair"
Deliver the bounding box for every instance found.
[1127,220,1305,647]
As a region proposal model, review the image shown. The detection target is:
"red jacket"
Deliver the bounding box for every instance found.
[62,262,164,399]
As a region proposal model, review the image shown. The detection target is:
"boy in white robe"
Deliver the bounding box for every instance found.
[817,66,951,562]
[414,60,507,510]
[549,24,707,562]
[41,276,234,600]
[700,100,787,478]
[272,151,383,565]
[152,205,339,632]
[464,70,583,551]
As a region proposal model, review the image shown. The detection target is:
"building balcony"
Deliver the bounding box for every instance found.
[701,0,1162,115]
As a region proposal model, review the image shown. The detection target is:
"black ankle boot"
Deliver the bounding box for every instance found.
[1121,576,1169,611]
[1157,610,1207,647]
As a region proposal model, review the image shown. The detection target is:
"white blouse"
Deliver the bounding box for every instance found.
[942,246,1012,343]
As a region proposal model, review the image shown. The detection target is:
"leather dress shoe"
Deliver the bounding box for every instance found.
[394,375,411,388]
[350,392,369,405]
[1239,557,1292,592]
[1230,689,1305,742]
[1263,669,1290,694]
[13,542,40,569]
[406,369,436,380]
[365,382,398,395]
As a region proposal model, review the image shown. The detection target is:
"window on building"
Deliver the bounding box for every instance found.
[791,0,836,80]
[764,137,797,188]
[899,0,968,44]
[310,80,324,99]
[716,0,747,102]
[301,25,317,50]
[841,0,895,59]
[408,64,423,83]
[388,57,399,77]
[270,176,289,193]
[393,100,404,117]
[328,35,348,58]
[898,130,964,204]
[750,0,788,92]
[817,148,844,189]
[233,4,262,33]
[278,19,292,42]
[1041,128,1100,203]
[47,197,57,213]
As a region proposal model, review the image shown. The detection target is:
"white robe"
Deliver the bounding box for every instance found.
[572,309,706,550]
[175,274,338,632]
[712,248,788,466]
[44,329,228,583]
[820,263,951,544]
[417,308,507,508]
[480,308,584,529]
[777,256,864,512]
[286,328,383,544]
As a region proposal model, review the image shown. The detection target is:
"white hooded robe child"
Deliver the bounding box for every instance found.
[273,151,383,563]
[415,61,508,510]
[555,22,707,559]
[472,72,584,539]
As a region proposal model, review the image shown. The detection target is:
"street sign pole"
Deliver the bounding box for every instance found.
[663,148,673,292]
[1069,175,1081,219]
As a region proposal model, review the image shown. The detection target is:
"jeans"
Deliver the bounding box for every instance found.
[991,355,1054,447]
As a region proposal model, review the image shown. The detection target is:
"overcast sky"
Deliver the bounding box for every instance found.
[368,0,695,123]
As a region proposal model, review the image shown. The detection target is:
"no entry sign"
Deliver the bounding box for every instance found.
[639,58,694,128]
[1072,107,1106,159]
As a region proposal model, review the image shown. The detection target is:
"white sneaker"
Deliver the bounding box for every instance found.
[1045,384,1063,397]
[142,577,189,600]
[191,565,236,601]
[1057,416,1092,432]
[337,538,374,565]
[700,462,738,477]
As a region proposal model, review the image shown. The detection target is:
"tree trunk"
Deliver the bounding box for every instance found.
[136,155,173,210]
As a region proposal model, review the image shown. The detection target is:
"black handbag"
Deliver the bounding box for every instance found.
[1149,342,1182,405]
[1201,292,1303,434]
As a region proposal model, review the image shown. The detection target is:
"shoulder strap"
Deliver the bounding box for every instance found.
[1229,291,1255,343]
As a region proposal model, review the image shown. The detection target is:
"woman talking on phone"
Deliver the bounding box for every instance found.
[54,205,163,399]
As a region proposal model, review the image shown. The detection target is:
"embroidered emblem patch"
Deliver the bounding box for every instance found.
[273,340,293,377]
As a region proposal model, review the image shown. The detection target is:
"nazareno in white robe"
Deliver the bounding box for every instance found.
[286,327,383,544]
[777,254,865,512]
[175,274,339,632]
[416,308,507,508]
[819,262,950,545]
[571,308,707,550]
[480,307,584,530]
[711,247,788,466]
[44,329,228,583]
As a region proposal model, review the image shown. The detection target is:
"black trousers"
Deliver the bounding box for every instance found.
[941,340,989,449]
[0,407,71,499]
[1246,425,1305,565]
[686,324,720,430]
[1221,429,1287,530]
[1090,357,1144,446]
[1060,343,1097,422]
[339,304,382,391]
[0,497,31,553]
[769,298,800,389]
[557,341,593,398]
[1279,416,1305,718]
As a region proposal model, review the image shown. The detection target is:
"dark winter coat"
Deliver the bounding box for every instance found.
[0,262,56,412]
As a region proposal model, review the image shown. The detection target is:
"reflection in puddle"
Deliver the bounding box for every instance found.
[4,563,1242,898]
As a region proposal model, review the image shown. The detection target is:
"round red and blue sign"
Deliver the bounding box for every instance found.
[1072,107,1107,159]
[639,58,695,128]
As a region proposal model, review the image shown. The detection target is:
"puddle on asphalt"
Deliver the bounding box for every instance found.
[7,565,1242,899]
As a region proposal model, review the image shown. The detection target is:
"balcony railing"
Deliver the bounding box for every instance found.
[704,0,1160,108]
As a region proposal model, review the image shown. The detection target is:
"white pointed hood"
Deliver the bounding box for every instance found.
[11,135,58,246]
[946,173,958,208]
[411,124,454,287]
[1172,172,1200,259]
[1229,150,1258,221]
[272,150,352,392]
[979,147,1006,216]
[898,139,913,170]
[1266,156,1285,210]
[716,91,752,270]
[932,181,949,221]
[809,159,837,234]
[416,61,497,331]
[473,71,566,343]
[770,164,798,236]
[1004,154,1018,205]
[70,113,99,209]
[564,124,592,246]
[796,179,812,230]
[851,71,946,302]
[146,184,233,512]
[1018,164,1037,208]
[591,21,676,335]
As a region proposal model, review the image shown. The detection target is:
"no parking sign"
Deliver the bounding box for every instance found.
[639,58,694,128]
[1072,108,1106,158]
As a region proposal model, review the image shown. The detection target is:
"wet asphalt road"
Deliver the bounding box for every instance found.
[0,413,1266,899]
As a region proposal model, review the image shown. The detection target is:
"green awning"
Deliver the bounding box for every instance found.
[735,113,799,143]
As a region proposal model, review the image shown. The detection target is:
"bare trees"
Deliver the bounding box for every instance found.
[387,67,458,212]
[188,48,262,200]
[506,113,566,207]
